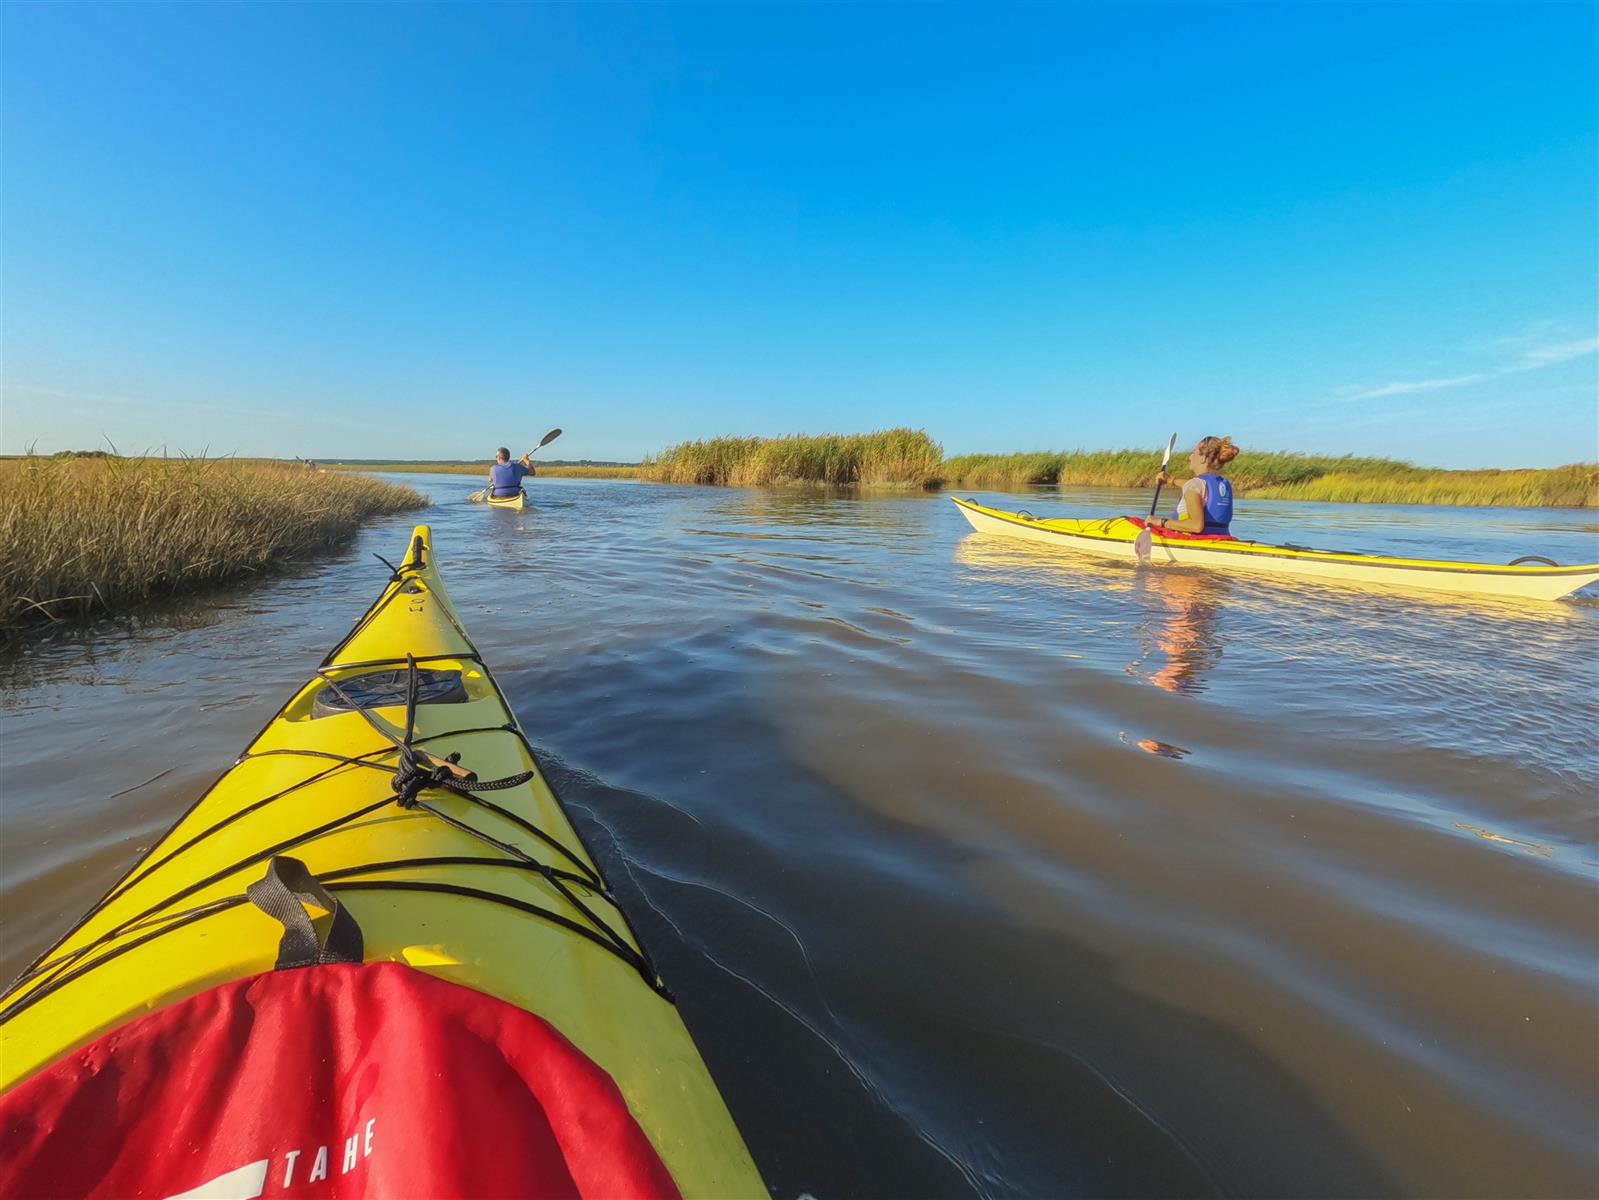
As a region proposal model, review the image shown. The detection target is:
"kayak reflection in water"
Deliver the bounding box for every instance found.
[488,447,535,498]
[1142,435,1239,536]
[1128,568,1226,696]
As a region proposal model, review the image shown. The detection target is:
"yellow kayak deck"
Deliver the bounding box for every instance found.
[953,498,1599,601]
[469,489,527,508]
[0,526,763,1197]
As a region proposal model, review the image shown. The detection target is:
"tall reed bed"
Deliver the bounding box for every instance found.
[940,449,1404,490]
[328,462,641,479]
[1247,463,1599,507]
[1,455,425,630]
[531,464,640,478]
[641,428,945,488]
[939,449,1596,506]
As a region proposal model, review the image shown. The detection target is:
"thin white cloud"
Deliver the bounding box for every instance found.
[1513,336,1599,368]
[1338,372,1491,401]
[1335,334,1598,404]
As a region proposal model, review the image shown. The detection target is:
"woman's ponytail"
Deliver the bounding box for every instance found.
[1197,435,1239,470]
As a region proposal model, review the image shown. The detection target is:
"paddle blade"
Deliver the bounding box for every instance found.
[467,489,486,503]
[1134,525,1153,561]
[526,428,563,459]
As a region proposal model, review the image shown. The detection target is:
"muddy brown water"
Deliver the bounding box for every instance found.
[4,475,1597,1199]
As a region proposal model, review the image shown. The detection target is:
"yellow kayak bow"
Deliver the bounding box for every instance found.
[0,525,763,1197]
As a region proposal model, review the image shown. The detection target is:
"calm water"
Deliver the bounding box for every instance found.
[4,475,1597,1199]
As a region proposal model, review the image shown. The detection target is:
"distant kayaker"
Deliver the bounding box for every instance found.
[488,447,535,498]
[1144,435,1238,535]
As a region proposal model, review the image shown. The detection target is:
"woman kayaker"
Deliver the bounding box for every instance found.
[1145,435,1238,535]
[487,447,535,498]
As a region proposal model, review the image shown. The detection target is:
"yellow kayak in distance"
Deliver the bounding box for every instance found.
[952,497,1599,602]
[468,488,527,509]
[0,525,764,1198]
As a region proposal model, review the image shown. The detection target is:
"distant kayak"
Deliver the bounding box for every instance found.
[952,497,1599,601]
[469,489,527,509]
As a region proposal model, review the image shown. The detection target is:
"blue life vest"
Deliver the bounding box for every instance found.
[1173,473,1233,533]
[489,461,527,497]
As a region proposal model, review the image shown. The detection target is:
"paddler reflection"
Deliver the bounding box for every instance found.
[1127,567,1226,695]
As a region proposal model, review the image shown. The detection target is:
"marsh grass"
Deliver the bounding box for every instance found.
[1248,463,1599,507]
[940,449,1597,506]
[1,455,425,630]
[329,462,641,479]
[528,465,640,478]
[941,449,1398,489]
[334,443,1593,505]
[641,428,944,488]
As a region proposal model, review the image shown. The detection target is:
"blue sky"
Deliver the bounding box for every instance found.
[3,2,1595,468]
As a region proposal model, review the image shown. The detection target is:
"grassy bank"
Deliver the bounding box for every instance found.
[527,464,639,478]
[640,428,944,488]
[940,449,1598,507]
[1246,463,1598,507]
[328,462,640,479]
[941,449,1405,490]
[1,456,426,630]
[335,443,1596,505]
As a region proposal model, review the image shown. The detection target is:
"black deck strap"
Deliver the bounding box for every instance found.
[403,653,420,744]
[391,751,531,807]
[456,768,532,792]
[391,746,429,809]
[1508,554,1559,567]
[246,855,365,969]
[388,707,531,811]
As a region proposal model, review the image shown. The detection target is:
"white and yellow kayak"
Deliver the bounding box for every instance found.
[953,497,1599,601]
[0,526,764,1198]
[468,488,527,509]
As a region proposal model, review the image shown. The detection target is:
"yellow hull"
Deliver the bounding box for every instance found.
[0,526,764,1197]
[952,498,1599,602]
[473,489,526,508]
